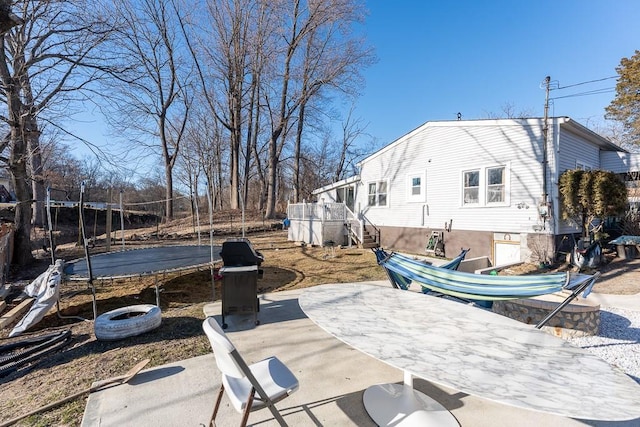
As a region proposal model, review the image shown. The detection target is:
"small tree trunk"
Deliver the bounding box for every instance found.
[165,166,173,221]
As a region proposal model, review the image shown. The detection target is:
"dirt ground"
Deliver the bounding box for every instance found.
[0,218,639,426]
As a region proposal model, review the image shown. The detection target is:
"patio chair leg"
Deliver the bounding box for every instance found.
[210,384,225,427]
[264,401,288,426]
[240,388,255,427]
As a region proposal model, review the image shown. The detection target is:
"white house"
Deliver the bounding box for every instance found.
[306,117,637,264]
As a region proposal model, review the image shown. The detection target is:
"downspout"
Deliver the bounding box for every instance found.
[542,76,550,211]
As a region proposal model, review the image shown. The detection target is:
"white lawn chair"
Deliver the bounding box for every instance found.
[202,317,299,426]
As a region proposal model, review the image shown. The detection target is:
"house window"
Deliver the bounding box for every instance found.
[368,181,388,207]
[336,186,355,211]
[407,173,426,202]
[486,166,505,203]
[411,177,421,195]
[576,161,592,171]
[463,170,480,204]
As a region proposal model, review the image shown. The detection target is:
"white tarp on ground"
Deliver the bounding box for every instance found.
[9,259,64,337]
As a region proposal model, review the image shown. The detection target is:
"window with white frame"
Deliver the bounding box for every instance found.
[463,170,480,204]
[368,181,388,207]
[407,173,426,202]
[575,161,593,171]
[462,165,509,206]
[486,166,505,203]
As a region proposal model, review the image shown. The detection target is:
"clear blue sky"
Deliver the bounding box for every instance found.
[353,0,640,147]
[71,1,640,173]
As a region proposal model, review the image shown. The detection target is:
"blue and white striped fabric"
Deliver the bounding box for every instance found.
[373,248,469,291]
[373,248,593,301]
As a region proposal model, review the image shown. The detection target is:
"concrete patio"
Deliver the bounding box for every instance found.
[82,282,640,427]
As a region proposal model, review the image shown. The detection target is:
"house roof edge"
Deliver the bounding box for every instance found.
[311,175,360,196]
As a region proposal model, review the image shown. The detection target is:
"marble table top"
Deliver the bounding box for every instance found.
[298,283,640,421]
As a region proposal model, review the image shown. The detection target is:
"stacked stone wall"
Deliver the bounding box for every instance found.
[492,299,600,338]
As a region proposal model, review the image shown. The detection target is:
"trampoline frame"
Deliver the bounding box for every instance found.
[52,184,223,322]
[59,245,222,322]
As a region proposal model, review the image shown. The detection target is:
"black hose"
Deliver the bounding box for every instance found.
[0,334,71,378]
[0,330,71,369]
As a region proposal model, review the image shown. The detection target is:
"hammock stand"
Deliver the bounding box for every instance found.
[373,248,601,329]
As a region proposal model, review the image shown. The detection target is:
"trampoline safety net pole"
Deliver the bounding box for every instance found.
[154,275,160,307]
[194,189,201,246]
[206,180,216,301]
[46,187,55,264]
[79,182,97,320]
[120,190,125,250]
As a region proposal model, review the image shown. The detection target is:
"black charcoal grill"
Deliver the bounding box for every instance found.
[219,239,264,328]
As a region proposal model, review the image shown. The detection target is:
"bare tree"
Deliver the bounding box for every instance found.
[484,102,536,119]
[333,106,369,182]
[182,0,270,211]
[291,5,373,202]
[106,0,192,221]
[183,107,227,211]
[0,0,112,265]
[263,0,373,217]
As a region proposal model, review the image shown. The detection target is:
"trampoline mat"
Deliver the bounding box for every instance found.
[64,245,222,279]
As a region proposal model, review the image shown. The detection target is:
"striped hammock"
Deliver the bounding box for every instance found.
[374,248,469,290]
[373,248,597,301]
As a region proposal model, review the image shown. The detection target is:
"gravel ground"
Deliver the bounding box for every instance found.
[568,307,640,384]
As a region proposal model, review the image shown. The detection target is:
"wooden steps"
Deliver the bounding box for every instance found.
[361,229,379,249]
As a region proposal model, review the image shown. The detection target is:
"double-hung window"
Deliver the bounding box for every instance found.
[411,177,421,195]
[486,166,505,204]
[462,165,509,206]
[576,161,592,171]
[407,173,426,202]
[368,181,388,207]
[463,170,480,205]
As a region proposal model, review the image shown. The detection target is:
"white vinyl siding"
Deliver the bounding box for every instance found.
[558,129,599,173]
[356,120,542,231]
[349,118,629,236]
[601,152,640,173]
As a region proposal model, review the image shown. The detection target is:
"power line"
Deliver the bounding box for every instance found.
[555,76,618,90]
[551,87,615,100]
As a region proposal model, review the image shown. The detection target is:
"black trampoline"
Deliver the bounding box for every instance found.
[64,245,223,280]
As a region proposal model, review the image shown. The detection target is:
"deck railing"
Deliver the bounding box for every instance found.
[287,202,374,248]
[287,202,346,221]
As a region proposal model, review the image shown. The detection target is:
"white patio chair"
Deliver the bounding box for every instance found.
[202,317,299,427]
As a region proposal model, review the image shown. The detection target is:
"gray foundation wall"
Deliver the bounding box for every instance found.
[377,225,556,264]
[378,226,494,260]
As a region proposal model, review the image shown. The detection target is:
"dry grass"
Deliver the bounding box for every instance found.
[0,227,387,427]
